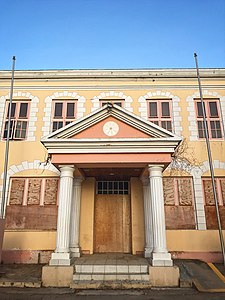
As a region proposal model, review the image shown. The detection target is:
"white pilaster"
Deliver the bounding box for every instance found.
[141,177,153,257]
[50,165,74,266]
[69,177,83,257]
[148,165,173,266]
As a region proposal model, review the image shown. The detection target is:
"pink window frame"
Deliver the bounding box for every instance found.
[194,98,223,139]
[147,99,173,131]
[51,100,77,132]
[100,99,124,108]
[3,100,30,140]
[202,177,225,206]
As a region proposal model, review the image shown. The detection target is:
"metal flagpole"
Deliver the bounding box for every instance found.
[194,53,225,266]
[1,56,16,219]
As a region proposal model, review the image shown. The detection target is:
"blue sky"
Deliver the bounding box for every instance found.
[0,0,225,70]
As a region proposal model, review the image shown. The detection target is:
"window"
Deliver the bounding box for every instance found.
[163,177,194,206]
[195,99,223,139]
[202,177,225,206]
[3,101,30,140]
[52,100,76,132]
[9,177,59,206]
[96,181,129,195]
[100,99,123,107]
[147,99,172,132]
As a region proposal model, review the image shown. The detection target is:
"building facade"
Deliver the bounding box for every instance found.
[0,69,225,265]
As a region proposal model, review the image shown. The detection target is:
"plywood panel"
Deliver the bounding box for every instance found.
[94,194,131,253]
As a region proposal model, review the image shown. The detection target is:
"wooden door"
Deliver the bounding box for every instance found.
[94,194,131,253]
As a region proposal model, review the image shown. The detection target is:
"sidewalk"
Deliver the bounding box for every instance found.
[0,264,42,287]
[0,260,225,291]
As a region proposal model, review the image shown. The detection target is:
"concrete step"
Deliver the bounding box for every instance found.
[74,264,148,274]
[73,273,150,281]
[70,280,151,289]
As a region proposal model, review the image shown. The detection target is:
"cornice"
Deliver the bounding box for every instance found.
[0,68,225,80]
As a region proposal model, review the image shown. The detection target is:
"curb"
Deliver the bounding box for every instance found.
[0,281,41,288]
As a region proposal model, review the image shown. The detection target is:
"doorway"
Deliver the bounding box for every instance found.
[94,181,131,253]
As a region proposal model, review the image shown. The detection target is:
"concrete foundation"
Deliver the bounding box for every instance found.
[149,266,180,287]
[42,265,73,287]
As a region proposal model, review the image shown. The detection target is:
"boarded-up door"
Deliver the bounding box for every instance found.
[94,194,131,253]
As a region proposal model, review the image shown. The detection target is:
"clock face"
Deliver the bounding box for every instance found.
[103,121,119,136]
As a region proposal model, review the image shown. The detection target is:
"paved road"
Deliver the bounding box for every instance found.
[0,288,225,300]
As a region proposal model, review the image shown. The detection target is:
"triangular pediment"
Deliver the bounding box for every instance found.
[41,103,182,155]
[42,103,180,140]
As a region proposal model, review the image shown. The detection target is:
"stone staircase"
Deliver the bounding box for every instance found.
[70,254,151,289]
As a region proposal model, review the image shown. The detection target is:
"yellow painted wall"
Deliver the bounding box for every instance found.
[130,177,145,254]
[3,231,56,250]
[79,177,95,254]
[167,230,225,252]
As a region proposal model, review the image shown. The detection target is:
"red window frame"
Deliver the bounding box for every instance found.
[100,99,124,108]
[51,100,76,132]
[147,99,173,132]
[195,99,223,139]
[3,101,30,140]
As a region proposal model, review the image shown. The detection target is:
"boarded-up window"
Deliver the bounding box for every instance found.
[220,179,225,205]
[163,177,194,206]
[163,178,175,205]
[163,177,195,229]
[203,179,217,205]
[9,177,59,206]
[27,179,42,205]
[44,179,58,205]
[177,178,193,206]
[9,179,25,205]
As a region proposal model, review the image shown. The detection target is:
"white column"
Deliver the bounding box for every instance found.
[50,165,74,266]
[148,165,173,266]
[141,177,154,257]
[69,177,83,257]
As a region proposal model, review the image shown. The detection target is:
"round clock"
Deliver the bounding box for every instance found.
[103,121,119,136]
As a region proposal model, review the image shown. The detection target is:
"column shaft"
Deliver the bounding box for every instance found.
[70,177,82,257]
[142,177,153,257]
[149,165,173,266]
[50,165,74,266]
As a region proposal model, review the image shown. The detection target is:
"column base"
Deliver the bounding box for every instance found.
[49,252,72,266]
[150,252,173,267]
[70,247,81,258]
[144,247,153,258]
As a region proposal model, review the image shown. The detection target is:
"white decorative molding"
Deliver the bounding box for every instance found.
[186,90,225,141]
[91,91,133,113]
[42,91,86,137]
[138,91,183,136]
[0,92,39,141]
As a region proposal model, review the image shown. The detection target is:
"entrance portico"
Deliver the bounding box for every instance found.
[41,103,181,267]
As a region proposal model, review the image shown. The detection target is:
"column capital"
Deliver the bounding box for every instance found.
[73,177,83,186]
[148,165,164,177]
[59,165,75,178]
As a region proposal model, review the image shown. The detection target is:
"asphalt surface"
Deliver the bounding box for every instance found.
[0,288,225,300]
